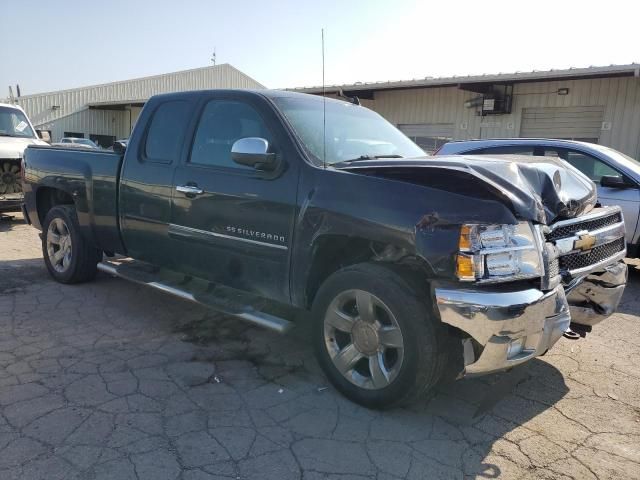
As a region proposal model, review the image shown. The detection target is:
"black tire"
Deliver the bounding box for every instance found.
[312,262,447,409]
[42,205,101,284]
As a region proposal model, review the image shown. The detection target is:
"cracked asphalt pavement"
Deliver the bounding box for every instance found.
[1,214,639,480]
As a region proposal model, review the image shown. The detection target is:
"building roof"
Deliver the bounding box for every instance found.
[16,63,265,128]
[289,63,640,97]
[17,63,265,100]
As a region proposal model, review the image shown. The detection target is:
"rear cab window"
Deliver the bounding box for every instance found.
[144,101,192,163]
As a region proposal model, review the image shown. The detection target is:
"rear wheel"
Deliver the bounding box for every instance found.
[312,263,446,409]
[42,206,101,284]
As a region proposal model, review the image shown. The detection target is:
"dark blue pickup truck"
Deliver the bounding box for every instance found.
[22,90,627,408]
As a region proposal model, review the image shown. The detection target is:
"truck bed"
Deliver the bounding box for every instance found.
[23,145,124,252]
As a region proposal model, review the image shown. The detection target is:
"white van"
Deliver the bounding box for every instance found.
[0,103,48,211]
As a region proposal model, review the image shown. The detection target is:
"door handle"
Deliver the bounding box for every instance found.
[176,185,204,195]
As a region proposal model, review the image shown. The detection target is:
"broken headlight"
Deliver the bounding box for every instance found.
[456,222,544,282]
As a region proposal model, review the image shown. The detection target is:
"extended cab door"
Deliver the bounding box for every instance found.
[169,93,299,303]
[119,97,197,265]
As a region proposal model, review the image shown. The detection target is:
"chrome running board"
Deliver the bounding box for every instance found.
[97,259,294,334]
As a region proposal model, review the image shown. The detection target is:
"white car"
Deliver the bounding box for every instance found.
[436,138,640,258]
[0,103,48,211]
[54,137,99,149]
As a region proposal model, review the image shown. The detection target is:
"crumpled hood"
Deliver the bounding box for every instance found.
[336,154,597,225]
[0,137,47,159]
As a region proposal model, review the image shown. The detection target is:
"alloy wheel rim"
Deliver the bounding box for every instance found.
[47,218,72,273]
[324,289,404,390]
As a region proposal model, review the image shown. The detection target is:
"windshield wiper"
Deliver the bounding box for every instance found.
[333,154,404,166]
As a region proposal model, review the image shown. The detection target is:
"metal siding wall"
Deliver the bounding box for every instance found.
[129,107,143,131]
[374,86,478,139]
[398,123,455,137]
[41,110,128,143]
[373,77,640,158]
[17,64,264,134]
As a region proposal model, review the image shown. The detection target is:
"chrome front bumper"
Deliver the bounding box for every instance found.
[0,193,23,212]
[435,284,571,376]
[434,259,627,376]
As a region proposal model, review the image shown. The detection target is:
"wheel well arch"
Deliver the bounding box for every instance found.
[303,235,432,308]
[36,187,75,226]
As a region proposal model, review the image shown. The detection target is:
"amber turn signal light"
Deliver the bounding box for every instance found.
[456,254,475,280]
[459,225,472,251]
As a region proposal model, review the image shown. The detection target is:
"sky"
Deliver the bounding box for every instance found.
[2,0,639,97]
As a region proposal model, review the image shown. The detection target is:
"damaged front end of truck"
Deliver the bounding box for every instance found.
[337,154,627,377]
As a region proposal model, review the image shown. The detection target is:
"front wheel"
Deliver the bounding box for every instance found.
[312,263,446,409]
[42,205,101,284]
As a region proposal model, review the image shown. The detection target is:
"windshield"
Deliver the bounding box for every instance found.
[273,96,424,165]
[0,106,35,139]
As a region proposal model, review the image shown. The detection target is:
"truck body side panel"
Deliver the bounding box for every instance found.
[22,146,125,253]
[290,165,517,307]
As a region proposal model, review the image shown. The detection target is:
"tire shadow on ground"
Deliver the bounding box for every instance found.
[174,298,570,478]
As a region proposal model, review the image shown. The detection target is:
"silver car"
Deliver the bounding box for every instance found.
[55,137,99,148]
[436,139,640,257]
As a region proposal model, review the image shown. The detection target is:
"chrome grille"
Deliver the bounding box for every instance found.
[559,238,625,272]
[547,258,559,278]
[545,206,625,277]
[546,211,622,241]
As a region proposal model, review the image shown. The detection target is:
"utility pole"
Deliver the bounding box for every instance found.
[211,47,216,66]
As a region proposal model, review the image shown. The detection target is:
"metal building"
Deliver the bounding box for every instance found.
[13,64,264,147]
[293,64,640,158]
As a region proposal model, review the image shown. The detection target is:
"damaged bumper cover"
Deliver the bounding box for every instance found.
[565,260,628,327]
[435,284,570,376]
[434,259,627,376]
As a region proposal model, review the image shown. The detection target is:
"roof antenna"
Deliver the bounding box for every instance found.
[322,28,327,169]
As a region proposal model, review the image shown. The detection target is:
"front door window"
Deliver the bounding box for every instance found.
[190,100,272,170]
[544,148,621,183]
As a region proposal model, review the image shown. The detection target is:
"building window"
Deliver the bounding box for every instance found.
[63,131,84,138]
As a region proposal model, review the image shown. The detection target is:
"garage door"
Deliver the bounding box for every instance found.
[398,123,455,154]
[520,106,604,142]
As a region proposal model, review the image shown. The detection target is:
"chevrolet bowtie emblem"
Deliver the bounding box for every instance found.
[574,233,596,252]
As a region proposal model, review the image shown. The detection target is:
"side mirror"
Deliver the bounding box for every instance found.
[231,137,277,170]
[113,140,128,155]
[37,131,51,143]
[600,175,636,189]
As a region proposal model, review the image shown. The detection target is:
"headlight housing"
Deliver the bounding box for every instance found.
[456,222,544,282]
